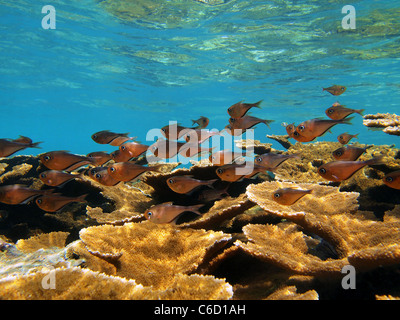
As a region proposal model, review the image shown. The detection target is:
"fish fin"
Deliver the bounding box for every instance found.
[341,116,354,125]
[206,179,218,188]
[77,194,88,203]
[356,109,365,116]
[366,156,385,166]
[263,119,274,129]
[191,204,205,216]
[254,100,263,108]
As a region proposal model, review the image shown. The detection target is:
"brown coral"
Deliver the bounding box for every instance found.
[363,113,400,136]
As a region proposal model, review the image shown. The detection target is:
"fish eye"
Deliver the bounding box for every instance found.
[147,211,152,218]
[341,87,345,91]
[328,109,334,114]
[228,108,232,112]
[37,199,42,204]
[92,135,97,139]
[299,125,305,131]
[43,155,51,161]
[109,167,116,172]
[339,135,343,140]
[256,157,262,162]
[168,179,174,184]
[319,168,327,174]
[274,192,281,198]
[161,128,166,132]
[385,176,394,183]
[217,168,224,174]
[40,173,46,178]
[335,151,343,156]
[121,146,126,150]
[95,173,102,179]
[293,131,299,137]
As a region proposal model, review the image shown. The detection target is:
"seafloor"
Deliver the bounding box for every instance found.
[0,139,399,300]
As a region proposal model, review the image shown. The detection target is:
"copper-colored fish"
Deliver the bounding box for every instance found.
[229,115,274,130]
[89,167,120,186]
[296,117,353,140]
[323,85,346,96]
[39,170,82,187]
[192,116,209,129]
[144,202,203,224]
[178,144,214,158]
[166,176,217,194]
[332,146,367,161]
[184,129,221,144]
[209,150,245,166]
[317,157,383,182]
[160,124,193,140]
[216,163,267,182]
[255,153,300,170]
[0,185,53,205]
[119,142,149,159]
[149,139,188,159]
[12,135,33,144]
[325,103,364,120]
[227,100,263,119]
[337,133,359,145]
[283,123,296,138]
[0,138,41,157]
[86,152,112,166]
[108,162,160,182]
[40,151,95,172]
[35,193,87,212]
[291,130,316,143]
[383,170,400,190]
[223,124,245,136]
[272,188,313,206]
[110,149,132,163]
[91,130,134,146]
[197,185,230,202]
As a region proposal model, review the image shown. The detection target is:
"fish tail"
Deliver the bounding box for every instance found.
[356,109,365,116]
[205,179,218,188]
[254,100,263,108]
[263,119,274,129]
[191,204,205,215]
[340,116,354,125]
[77,193,88,203]
[365,156,385,167]
[31,141,43,149]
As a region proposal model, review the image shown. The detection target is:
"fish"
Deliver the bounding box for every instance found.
[227,100,263,119]
[119,142,149,158]
[91,130,135,146]
[40,151,95,171]
[325,103,364,120]
[183,129,221,144]
[35,193,87,213]
[229,115,274,130]
[166,176,217,194]
[272,188,313,206]
[223,124,245,136]
[39,170,82,187]
[255,153,300,170]
[337,133,359,145]
[88,167,120,186]
[317,157,384,182]
[216,163,268,182]
[283,122,296,138]
[0,138,42,158]
[332,145,367,161]
[86,152,112,166]
[107,162,161,182]
[197,184,230,202]
[0,185,53,205]
[296,117,353,140]
[144,202,203,224]
[383,170,400,190]
[148,139,188,159]
[160,124,193,140]
[323,85,347,96]
[209,150,245,166]
[178,144,215,158]
[110,149,132,163]
[192,116,209,129]
[291,130,317,143]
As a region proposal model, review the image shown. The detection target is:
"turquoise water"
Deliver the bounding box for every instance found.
[1,0,399,158]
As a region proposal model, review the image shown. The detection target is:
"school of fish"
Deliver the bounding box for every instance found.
[0,84,399,223]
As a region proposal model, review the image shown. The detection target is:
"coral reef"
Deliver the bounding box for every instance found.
[363,113,400,136]
[1,139,400,300]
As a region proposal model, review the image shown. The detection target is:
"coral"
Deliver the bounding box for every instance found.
[363,113,400,136]
[0,267,232,300]
[76,222,232,289]
[265,286,319,300]
[16,231,69,253]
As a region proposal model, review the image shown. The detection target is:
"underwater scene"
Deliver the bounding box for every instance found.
[0,0,400,301]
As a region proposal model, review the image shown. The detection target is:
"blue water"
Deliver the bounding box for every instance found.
[1,0,399,159]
